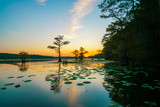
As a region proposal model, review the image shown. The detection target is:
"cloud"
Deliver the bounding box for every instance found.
[65,0,97,38]
[35,0,47,5]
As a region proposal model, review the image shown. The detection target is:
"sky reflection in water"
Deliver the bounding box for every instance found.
[0,61,111,107]
[0,61,159,107]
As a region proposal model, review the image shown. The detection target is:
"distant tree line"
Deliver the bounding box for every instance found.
[99,0,160,67]
[0,53,55,59]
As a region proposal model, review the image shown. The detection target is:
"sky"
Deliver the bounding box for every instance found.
[0,0,112,57]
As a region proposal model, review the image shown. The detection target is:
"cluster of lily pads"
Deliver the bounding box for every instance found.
[100,65,160,106]
[101,66,160,91]
[1,74,36,90]
[63,81,91,86]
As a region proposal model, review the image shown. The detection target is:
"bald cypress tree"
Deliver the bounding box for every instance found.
[48,35,70,62]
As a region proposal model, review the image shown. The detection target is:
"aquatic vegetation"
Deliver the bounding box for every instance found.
[28,75,36,77]
[143,101,156,106]
[141,84,155,90]
[1,87,7,90]
[109,101,123,107]
[83,81,91,84]
[64,81,72,84]
[116,73,125,75]
[17,76,24,78]
[77,83,84,86]
[24,80,32,82]
[70,77,77,80]
[8,76,14,79]
[4,83,14,86]
[79,77,85,79]
[46,79,53,81]
[15,84,21,88]
[154,86,160,89]
[114,81,120,84]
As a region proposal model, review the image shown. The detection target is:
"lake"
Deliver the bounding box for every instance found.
[0,60,159,107]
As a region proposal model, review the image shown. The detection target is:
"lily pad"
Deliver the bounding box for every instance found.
[154,86,160,89]
[102,82,106,85]
[4,83,14,86]
[17,76,24,78]
[143,101,156,106]
[79,77,85,79]
[83,81,91,84]
[24,80,32,82]
[1,87,7,90]
[15,84,21,88]
[64,81,72,84]
[28,75,36,77]
[8,76,14,79]
[46,79,53,81]
[77,83,84,86]
[88,78,92,79]
[70,77,77,80]
[114,81,120,83]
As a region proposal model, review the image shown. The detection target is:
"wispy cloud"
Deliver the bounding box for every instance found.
[65,0,97,38]
[35,0,47,5]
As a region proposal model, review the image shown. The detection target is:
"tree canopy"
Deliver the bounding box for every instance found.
[48,35,70,62]
[99,0,160,67]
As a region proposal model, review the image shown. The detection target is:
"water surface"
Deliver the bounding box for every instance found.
[0,61,159,107]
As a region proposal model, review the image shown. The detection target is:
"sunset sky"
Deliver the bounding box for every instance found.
[0,0,112,57]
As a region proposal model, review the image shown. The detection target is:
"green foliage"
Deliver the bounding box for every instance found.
[48,35,70,62]
[18,51,30,60]
[71,50,79,60]
[99,0,160,67]
[79,47,88,60]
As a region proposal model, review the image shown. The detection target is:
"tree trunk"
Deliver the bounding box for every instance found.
[58,49,62,62]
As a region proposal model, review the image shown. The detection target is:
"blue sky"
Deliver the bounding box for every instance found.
[0,0,112,56]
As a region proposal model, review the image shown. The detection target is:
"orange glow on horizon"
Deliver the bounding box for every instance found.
[2,49,100,57]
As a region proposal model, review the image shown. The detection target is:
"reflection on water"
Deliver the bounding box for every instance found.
[0,61,159,107]
[45,63,62,93]
[18,64,29,72]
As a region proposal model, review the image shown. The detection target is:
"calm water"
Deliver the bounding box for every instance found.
[0,61,159,107]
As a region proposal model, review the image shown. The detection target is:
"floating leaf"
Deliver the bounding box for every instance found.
[83,81,91,84]
[70,77,77,80]
[79,77,85,79]
[154,86,160,89]
[102,82,106,85]
[114,81,120,83]
[77,83,84,86]
[143,101,156,106]
[4,83,14,86]
[17,76,24,78]
[8,76,14,79]
[28,75,36,77]
[64,81,72,84]
[15,84,21,88]
[46,79,53,81]
[88,78,92,79]
[1,87,7,90]
[24,80,32,82]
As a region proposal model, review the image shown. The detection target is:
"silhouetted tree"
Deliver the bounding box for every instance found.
[79,47,88,60]
[97,49,102,59]
[99,0,160,67]
[18,51,29,66]
[48,35,70,62]
[71,50,79,60]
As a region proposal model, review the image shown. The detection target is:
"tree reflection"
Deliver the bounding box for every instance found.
[18,63,29,72]
[102,64,160,107]
[45,63,62,93]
